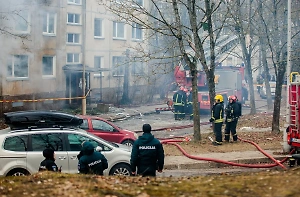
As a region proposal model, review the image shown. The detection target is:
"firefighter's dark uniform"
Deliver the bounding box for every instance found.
[210,99,224,145]
[130,124,164,177]
[187,91,193,120]
[173,89,187,120]
[78,141,108,175]
[224,100,240,142]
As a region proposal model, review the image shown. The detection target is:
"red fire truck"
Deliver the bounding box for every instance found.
[174,64,247,112]
[287,72,300,150]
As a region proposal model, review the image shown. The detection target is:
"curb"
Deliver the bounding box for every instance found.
[164,156,287,170]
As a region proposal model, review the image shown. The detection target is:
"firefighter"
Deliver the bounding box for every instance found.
[172,86,187,120]
[186,87,193,120]
[224,95,240,142]
[209,94,224,146]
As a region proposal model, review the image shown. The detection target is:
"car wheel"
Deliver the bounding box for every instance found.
[109,163,132,176]
[121,139,134,146]
[7,168,29,176]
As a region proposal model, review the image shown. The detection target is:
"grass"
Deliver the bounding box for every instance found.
[1,169,300,197]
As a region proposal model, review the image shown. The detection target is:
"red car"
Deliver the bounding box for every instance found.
[77,115,138,146]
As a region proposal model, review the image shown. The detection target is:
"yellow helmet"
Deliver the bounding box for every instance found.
[214,94,223,102]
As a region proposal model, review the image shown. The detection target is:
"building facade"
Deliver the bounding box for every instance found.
[0,0,149,114]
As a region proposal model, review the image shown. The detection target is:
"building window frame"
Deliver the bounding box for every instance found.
[67,0,82,5]
[7,55,29,79]
[113,21,125,39]
[131,58,144,75]
[43,12,56,36]
[42,56,56,78]
[112,56,125,76]
[132,23,142,40]
[67,13,81,25]
[94,18,103,38]
[67,33,80,44]
[94,56,104,77]
[14,10,30,34]
[66,53,80,64]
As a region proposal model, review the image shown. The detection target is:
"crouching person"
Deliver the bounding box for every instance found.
[78,141,108,175]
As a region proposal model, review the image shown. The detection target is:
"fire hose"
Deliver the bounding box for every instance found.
[160,138,294,169]
[136,121,294,170]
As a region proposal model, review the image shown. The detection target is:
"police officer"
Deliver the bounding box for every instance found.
[224,95,240,142]
[209,94,224,146]
[130,124,164,177]
[39,148,61,172]
[78,141,108,175]
[173,86,187,120]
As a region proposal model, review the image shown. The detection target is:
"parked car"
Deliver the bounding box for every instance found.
[0,111,132,177]
[77,115,138,146]
[259,81,276,99]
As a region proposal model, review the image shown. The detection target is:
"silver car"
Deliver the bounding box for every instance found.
[0,127,132,176]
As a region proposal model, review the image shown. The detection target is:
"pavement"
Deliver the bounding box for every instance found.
[96,102,289,174]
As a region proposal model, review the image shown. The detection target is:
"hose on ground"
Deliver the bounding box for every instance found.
[160,138,294,169]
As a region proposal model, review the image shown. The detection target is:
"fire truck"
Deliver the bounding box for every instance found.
[287,72,300,151]
[174,64,247,112]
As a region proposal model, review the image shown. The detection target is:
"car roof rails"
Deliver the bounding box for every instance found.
[4,110,83,130]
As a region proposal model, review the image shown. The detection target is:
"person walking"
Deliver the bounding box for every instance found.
[209,94,224,146]
[39,148,61,172]
[130,124,164,177]
[78,141,108,175]
[172,86,187,120]
[224,95,240,142]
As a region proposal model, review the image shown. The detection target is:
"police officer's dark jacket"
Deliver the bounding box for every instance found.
[78,142,108,175]
[130,133,164,175]
[39,159,59,172]
[39,148,59,172]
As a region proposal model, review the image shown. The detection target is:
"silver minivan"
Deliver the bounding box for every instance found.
[0,127,132,176]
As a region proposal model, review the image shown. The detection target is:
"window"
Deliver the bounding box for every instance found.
[79,119,89,130]
[133,0,143,6]
[131,59,144,75]
[4,135,28,151]
[67,53,80,63]
[31,133,63,151]
[113,21,125,39]
[14,10,30,33]
[112,56,125,76]
[68,0,81,5]
[67,133,111,152]
[67,13,80,24]
[91,120,114,132]
[94,56,103,77]
[43,12,56,35]
[67,33,80,44]
[7,55,29,78]
[94,18,103,37]
[132,23,142,40]
[42,56,56,76]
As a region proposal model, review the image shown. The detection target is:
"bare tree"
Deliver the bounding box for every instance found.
[100,0,227,141]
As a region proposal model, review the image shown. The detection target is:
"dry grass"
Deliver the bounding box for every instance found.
[1,169,300,197]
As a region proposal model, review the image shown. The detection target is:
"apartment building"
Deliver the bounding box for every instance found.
[0,0,149,114]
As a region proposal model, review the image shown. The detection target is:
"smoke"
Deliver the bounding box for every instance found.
[0,0,57,92]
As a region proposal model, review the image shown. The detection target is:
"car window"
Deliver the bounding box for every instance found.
[91,119,114,132]
[4,135,28,151]
[79,119,89,130]
[67,133,112,152]
[31,133,63,151]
